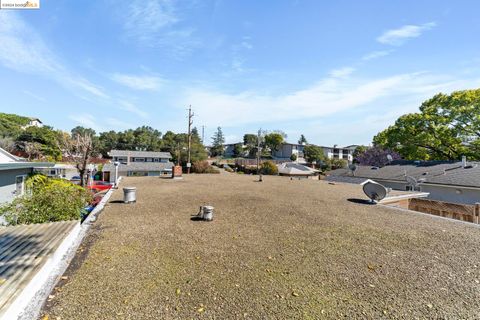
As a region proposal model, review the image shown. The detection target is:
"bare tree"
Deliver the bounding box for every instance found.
[23,141,43,160]
[58,131,94,187]
[0,137,16,153]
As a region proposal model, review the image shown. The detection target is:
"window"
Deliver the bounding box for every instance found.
[127,171,148,177]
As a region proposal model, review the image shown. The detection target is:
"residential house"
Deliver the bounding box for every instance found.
[223,143,246,158]
[326,159,480,205]
[272,143,306,162]
[0,147,52,204]
[21,117,43,129]
[320,145,354,162]
[34,164,79,179]
[102,150,174,182]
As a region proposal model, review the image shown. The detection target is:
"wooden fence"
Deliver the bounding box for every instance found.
[408,198,480,224]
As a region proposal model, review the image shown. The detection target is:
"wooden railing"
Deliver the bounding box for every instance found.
[408,198,480,224]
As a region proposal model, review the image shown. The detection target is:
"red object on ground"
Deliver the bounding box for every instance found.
[86,181,112,193]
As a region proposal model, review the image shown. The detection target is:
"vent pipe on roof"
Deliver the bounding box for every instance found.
[462,155,467,168]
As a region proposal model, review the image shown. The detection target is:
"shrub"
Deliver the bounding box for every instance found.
[290,154,297,161]
[0,175,92,225]
[261,161,278,175]
[192,160,220,174]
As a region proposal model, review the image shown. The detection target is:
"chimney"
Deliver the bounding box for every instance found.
[462,155,467,168]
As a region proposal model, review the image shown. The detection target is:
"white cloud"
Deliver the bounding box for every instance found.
[120,0,198,55]
[178,71,480,131]
[329,67,355,78]
[23,90,46,102]
[377,22,437,46]
[117,100,149,118]
[111,73,164,91]
[0,11,108,99]
[362,50,393,61]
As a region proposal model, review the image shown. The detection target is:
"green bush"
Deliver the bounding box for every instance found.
[192,160,220,174]
[0,175,92,225]
[290,154,297,161]
[261,161,278,175]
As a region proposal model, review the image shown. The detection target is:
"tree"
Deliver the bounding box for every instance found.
[233,143,243,158]
[298,134,308,145]
[243,134,258,158]
[17,126,62,160]
[210,127,225,157]
[374,89,480,160]
[290,154,297,161]
[352,145,368,163]
[303,145,326,164]
[264,133,284,153]
[356,146,401,167]
[58,131,95,187]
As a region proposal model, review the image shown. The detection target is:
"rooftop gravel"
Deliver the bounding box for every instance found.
[42,174,480,319]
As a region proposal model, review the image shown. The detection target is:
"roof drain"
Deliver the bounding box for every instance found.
[195,205,214,221]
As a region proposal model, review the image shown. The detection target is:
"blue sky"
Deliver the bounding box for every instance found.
[1,0,479,146]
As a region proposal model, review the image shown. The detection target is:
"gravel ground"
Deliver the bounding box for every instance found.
[42,174,480,319]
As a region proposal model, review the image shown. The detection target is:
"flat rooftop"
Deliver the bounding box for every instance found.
[43,174,480,319]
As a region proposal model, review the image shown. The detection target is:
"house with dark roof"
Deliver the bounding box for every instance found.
[326,159,480,204]
[102,150,174,182]
[0,147,52,204]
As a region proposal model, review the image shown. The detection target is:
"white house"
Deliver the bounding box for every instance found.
[326,159,480,205]
[102,150,174,182]
[21,117,43,129]
[320,145,354,162]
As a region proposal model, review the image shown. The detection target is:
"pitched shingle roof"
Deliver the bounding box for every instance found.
[327,160,480,188]
[108,150,171,158]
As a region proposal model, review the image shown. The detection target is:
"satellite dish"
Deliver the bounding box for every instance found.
[406,176,418,187]
[387,154,393,162]
[362,180,388,202]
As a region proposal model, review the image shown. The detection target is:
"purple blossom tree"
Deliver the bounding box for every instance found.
[356,147,401,167]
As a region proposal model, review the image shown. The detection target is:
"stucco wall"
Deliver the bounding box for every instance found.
[419,184,480,205]
[0,168,32,204]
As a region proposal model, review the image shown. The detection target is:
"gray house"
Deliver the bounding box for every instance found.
[0,148,52,204]
[103,150,174,182]
[327,159,480,205]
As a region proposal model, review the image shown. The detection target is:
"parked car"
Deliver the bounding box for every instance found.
[70,176,82,184]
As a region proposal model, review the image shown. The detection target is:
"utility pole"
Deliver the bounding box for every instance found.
[187,105,194,174]
[256,128,262,182]
[201,125,205,145]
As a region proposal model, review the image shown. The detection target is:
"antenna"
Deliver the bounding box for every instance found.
[187,105,194,174]
[362,180,388,202]
[405,176,418,189]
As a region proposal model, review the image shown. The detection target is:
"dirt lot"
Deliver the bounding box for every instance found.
[42,174,480,319]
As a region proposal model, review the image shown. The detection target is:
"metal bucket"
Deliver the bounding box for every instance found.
[202,206,214,221]
[123,187,137,203]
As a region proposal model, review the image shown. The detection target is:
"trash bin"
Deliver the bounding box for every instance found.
[123,187,137,204]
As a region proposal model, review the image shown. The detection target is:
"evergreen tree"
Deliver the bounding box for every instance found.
[210,127,225,157]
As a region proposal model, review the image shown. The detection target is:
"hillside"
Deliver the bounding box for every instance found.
[0,112,32,137]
